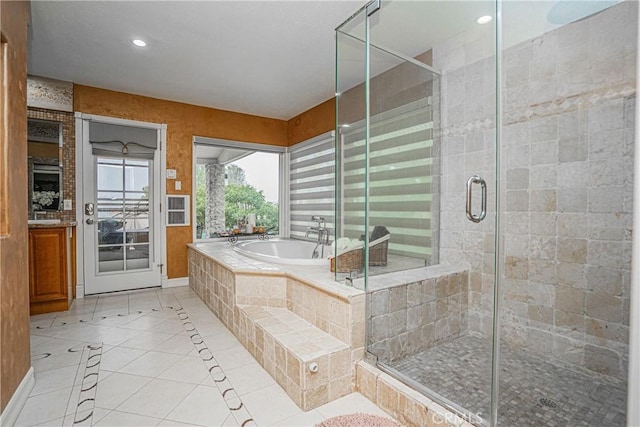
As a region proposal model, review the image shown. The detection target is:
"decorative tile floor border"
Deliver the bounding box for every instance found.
[31,342,103,426]
[30,294,258,426]
[175,307,257,427]
[73,344,103,426]
[32,309,150,330]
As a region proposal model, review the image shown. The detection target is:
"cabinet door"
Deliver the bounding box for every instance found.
[29,228,68,303]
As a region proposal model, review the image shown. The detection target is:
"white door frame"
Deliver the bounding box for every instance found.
[75,112,167,297]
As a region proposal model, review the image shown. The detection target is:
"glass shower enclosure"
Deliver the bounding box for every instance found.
[335,1,636,425]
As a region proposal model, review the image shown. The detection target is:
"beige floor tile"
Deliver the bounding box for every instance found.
[30,364,79,396]
[152,333,195,355]
[272,408,325,426]
[225,362,277,396]
[94,410,162,426]
[116,378,196,419]
[147,318,187,334]
[165,385,230,426]
[91,407,112,424]
[94,372,152,410]
[241,384,301,426]
[157,355,209,384]
[156,419,204,426]
[32,415,64,427]
[15,386,73,426]
[315,392,393,420]
[121,315,172,331]
[100,346,147,372]
[210,344,257,371]
[118,331,175,351]
[118,351,183,378]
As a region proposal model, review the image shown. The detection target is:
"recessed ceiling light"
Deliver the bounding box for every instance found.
[132,39,147,47]
[477,15,493,24]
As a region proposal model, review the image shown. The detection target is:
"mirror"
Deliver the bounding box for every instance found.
[28,118,63,213]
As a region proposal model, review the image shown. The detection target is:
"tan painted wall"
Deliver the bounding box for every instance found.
[74,85,288,278]
[0,0,32,412]
[72,49,433,279]
[287,98,335,146]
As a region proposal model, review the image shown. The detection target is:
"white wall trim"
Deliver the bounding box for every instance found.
[160,124,168,288]
[74,113,168,295]
[163,277,189,288]
[279,151,290,239]
[0,367,34,426]
[75,113,85,298]
[192,142,198,242]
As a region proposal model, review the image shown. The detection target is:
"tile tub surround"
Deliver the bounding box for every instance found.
[237,306,352,410]
[188,242,365,410]
[367,266,469,364]
[435,1,636,380]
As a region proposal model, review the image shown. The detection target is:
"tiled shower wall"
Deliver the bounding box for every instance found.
[435,2,636,380]
[368,268,469,363]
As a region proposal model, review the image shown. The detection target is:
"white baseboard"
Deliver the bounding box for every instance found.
[163,277,189,288]
[76,284,84,299]
[0,367,34,426]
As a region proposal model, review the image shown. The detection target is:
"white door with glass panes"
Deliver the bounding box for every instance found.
[80,118,163,294]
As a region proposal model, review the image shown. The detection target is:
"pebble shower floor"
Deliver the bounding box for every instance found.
[388,335,626,426]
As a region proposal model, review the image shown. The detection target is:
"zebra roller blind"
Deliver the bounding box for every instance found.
[289,132,336,240]
[289,98,436,261]
[341,98,436,260]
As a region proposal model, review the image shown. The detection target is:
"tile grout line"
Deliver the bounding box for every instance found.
[174,306,257,427]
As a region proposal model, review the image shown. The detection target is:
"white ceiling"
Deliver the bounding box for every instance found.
[28,1,362,120]
[195,144,252,165]
[27,1,620,121]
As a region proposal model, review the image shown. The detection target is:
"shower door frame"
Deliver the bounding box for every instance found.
[336,1,503,425]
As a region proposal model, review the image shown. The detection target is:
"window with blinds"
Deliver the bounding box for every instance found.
[289,132,335,240]
[341,98,437,261]
[289,98,437,262]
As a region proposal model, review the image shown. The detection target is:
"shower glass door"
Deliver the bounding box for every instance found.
[337,1,500,424]
[497,2,634,425]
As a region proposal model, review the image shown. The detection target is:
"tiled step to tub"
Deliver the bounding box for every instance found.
[237,305,352,411]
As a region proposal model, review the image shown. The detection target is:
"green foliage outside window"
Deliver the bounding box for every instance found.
[196,164,279,237]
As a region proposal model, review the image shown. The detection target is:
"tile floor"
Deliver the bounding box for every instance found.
[19,287,393,427]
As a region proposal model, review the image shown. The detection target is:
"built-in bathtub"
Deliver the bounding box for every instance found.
[232,238,329,266]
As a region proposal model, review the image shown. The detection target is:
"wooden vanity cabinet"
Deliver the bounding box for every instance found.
[29,226,74,314]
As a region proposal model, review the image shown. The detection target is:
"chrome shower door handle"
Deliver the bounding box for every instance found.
[466,175,487,223]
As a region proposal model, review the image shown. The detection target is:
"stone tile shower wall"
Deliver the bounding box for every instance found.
[435,2,635,380]
[368,269,468,363]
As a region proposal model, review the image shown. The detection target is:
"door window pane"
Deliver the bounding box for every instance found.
[125,165,149,192]
[125,244,149,269]
[97,163,123,191]
[98,245,124,272]
[126,231,149,244]
[98,219,123,245]
[95,156,152,272]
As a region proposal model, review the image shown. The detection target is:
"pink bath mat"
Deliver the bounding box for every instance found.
[316,413,401,427]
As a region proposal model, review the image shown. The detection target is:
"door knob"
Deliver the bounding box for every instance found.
[86,218,94,225]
